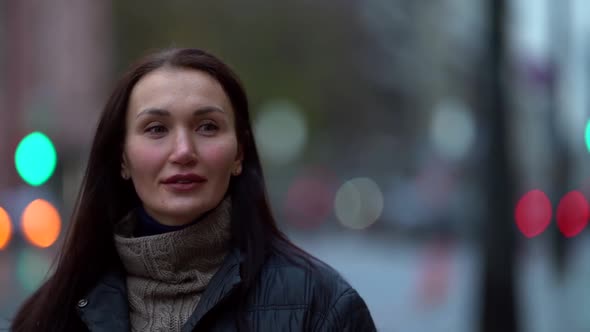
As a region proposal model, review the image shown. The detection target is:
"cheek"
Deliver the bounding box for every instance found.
[200,140,238,172]
[125,143,167,175]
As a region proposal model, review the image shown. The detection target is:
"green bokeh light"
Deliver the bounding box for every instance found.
[586,120,590,153]
[15,132,57,186]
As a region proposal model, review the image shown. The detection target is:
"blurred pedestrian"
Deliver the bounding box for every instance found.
[10,48,375,332]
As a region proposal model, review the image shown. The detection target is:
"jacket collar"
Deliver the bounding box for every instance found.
[181,248,242,332]
[76,248,243,332]
[75,270,130,332]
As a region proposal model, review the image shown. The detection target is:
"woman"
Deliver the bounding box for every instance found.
[11,48,376,331]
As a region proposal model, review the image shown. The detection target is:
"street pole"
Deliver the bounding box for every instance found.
[549,0,570,282]
[480,0,519,331]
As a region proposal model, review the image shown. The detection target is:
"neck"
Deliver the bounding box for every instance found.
[135,207,204,237]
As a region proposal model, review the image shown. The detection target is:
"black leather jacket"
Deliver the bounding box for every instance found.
[75,249,376,331]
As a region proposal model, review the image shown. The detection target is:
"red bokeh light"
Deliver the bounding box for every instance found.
[284,167,336,229]
[514,190,552,238]
[556,191,589,238]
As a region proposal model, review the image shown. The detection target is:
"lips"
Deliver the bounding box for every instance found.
[162,173,206,184]
[161,173,206,192]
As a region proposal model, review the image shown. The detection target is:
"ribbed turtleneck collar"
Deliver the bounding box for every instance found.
[112,198,232,331]
[113,197,232,283]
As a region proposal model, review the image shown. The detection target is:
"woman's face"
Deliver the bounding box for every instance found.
[122,67,242,226]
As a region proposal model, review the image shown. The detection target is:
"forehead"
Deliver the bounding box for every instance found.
[128,67,232,114]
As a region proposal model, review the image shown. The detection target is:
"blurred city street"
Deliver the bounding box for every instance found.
[292,232,480,332]
[297,232,590,332]
[2,0,590,331]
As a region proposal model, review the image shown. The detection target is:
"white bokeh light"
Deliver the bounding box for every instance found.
[334,177,384,229]
[430,98,475,162]
[254,100,308,165]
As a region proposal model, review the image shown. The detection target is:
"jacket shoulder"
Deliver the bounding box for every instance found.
[248,249,376,331]
[252,249,355,310]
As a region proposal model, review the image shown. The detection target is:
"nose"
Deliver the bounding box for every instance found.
[169,129,197,166]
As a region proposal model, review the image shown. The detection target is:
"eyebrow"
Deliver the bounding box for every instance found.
[136,106,225,118]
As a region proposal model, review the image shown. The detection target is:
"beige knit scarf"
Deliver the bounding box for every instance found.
[114,198,231,332]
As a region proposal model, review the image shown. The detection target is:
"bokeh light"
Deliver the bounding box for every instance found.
[334,177,383,229]
[556,191,589,238]
[429,98,476,162]
[585,120,590,153]
[16,247,52,293]
[0,207,12,250]
[21,199,61,248]
[284,168,336,229]
[514,189,552,238]
[15,132,57,186]
[254,99,308,164]
[385,177,431,227]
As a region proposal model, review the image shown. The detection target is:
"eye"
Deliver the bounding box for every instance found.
[145,125,168,135]
[197,122,219,134]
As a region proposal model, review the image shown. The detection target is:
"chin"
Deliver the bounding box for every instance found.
[155,195,223,220]
[166,203,213,221]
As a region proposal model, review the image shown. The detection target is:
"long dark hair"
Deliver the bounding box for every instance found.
[11,48,301,331]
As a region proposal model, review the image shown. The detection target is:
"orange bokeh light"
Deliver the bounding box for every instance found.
[0,207,12,249]
[21,199,61,248]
